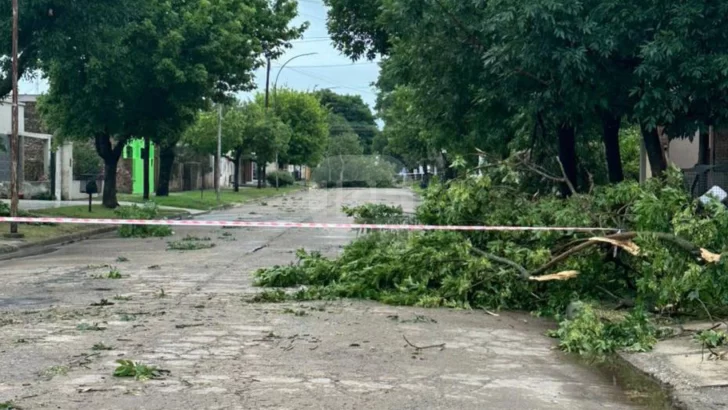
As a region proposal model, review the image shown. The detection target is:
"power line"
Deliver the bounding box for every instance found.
[287,67,377,94]
[272,62,377,69]
[300,12,326,22]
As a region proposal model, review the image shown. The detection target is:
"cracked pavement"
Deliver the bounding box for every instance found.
[0,188,644,409]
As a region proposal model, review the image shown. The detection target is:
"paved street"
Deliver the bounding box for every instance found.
[0,188,642,409]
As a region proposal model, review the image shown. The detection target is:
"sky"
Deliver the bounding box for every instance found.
[20,0,382,111]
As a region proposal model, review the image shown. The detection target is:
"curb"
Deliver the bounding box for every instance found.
[616,351,724,410]
[0,225,118,261]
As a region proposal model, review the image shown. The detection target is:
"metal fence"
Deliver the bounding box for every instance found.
[683,163,728,198]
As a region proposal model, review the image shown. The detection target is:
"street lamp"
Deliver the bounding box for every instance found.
[266,52,318,189]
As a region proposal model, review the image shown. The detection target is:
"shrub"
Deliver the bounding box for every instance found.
[115,203,173,238]
[266,170,295,187]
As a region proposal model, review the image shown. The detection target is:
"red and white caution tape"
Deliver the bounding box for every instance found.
[0,216,618,232]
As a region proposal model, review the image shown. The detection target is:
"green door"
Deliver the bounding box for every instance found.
[123,139,155,195]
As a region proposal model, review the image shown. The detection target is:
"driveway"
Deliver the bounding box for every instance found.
[0,188,642,409]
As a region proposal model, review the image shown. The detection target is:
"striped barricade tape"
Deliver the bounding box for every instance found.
[0,216,618,232]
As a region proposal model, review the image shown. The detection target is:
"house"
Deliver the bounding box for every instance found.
[641,128,728,196]
[0,95,53,199]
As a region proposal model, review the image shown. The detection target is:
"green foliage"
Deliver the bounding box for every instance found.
[246,105,293,167]
[115,204,173,238]
[695,329,728,351]
[38,0,304,206]
[113,360,163,381]
[342,204,409,224]
[695,330,727,350]
[266,171,295,187]
[256,162,728,356]
[323,0,389,61]
[317,89,379,153]
[552,305,657,358]
[72,141,102,177]
[267,89,330,166]
[313,155,397,188]
[0,401,19,410]
[166,240,216,251]
[106,267,122,280]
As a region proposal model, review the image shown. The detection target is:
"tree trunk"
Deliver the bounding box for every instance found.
[257,163,263,189]
[262,164,267,187]
[156,144,175,197]
[143,135,151,200]
[102,157,120,208]
[601,113,624,183]
[94,132,125,209]
[558,123,578,196]
[213,155,219,192]
[233,151,242,192]
[641,125,667,177]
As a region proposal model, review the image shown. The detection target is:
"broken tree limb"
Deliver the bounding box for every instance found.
[533,231,721,277]
[530,270,580,282]
[403,335,446,351]
[471,247,530,279]
[588,237,640,256]
[556,156,577,196]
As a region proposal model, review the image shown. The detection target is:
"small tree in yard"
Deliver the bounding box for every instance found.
[258,89,329,172]
[248,105,292,188]
[39,0,304,207]
[183,103,254,192]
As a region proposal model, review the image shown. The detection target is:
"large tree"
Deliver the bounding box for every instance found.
[316,89,379,154]
[40,0,304,207]
[263,89,329,168]
[0,0,139,98]
[247,106,292,188]
[183,102,261,192]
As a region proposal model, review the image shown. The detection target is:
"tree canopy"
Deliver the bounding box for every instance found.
[316,89,379,154]
[262,88,330,167]
[325,0,728,191]
[39,0,303,206]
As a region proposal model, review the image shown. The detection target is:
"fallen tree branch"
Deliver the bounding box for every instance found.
[532,231,720,278]
[403,335,446,351]
[471,247,530,279]
[556,156,577,196]
[530,270,579,282]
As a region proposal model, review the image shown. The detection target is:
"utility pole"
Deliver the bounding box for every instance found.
[216,104,222,204]
[265,56,271,110]
[8,0,20,236]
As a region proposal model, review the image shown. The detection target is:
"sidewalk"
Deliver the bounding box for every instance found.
[0,200,206,256]
[619,322,728,410]
[1,199,204,216]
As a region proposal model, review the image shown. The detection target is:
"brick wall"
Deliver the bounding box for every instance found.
[116,158,133,194]
[24,137,45,181]
[23,102,48,134]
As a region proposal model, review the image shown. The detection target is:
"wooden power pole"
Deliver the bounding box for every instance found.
[8,0,20,236]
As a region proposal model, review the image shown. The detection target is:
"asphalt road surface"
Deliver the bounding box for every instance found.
[0,188,643,409]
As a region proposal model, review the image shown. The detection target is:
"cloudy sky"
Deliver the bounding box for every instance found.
[20,0,382,110]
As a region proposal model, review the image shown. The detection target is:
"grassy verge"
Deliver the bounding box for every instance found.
[0,205,188,245]
[0,222,100,243]
[34,205,184,219]
[119,185,303,210]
